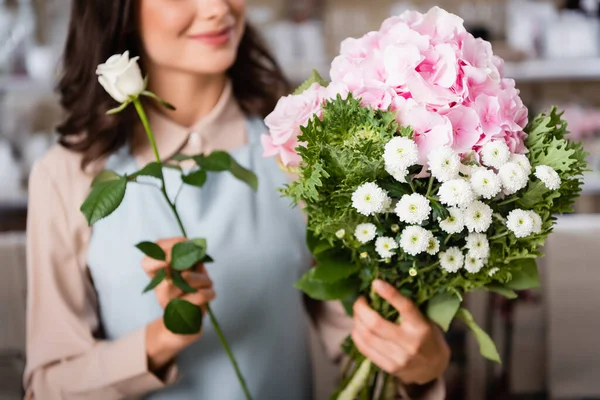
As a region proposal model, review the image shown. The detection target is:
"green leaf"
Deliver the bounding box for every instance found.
[182,169,207,188]
[536,137,577,173]
[306,230,333,256]
[141,90,176,110]
[293,69,329,95]
[191,238,207,251]
[341,294,358,316]
[171,241,206,271]
[91,170,121,187]
[230,158,259,191]
[517,181,549,209]
[171,271,197,294]
[456,308,501,364]
[131,162,163,180]
[164,298,203,335]
[136,241,166,261]
[106,101,130,115]
[142,269,166,294]
[430,199,450,222]
[172,154,192,162]
[379,180,411,199]
[80,177,127,225]
[194,151,232,171]
[312,253,360,283]
[163,163,183,172]
[506,259,540,290]
[295,269,360,300]
[202,255,214,263]
[425,292,462,332]
[486,285,518,299]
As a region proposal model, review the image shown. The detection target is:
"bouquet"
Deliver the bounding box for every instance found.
[262,7,587,399]
[81,52,255,399]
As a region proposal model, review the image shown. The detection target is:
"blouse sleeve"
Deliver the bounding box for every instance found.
[24,162,177,399]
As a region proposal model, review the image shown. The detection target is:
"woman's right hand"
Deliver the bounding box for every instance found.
[142,237,216,372]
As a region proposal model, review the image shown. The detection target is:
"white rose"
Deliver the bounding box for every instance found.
[96,51,145,103]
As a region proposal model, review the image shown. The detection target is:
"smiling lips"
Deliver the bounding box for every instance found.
[188,27,232,46]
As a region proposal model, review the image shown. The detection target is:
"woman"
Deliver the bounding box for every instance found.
[24,0,450,399]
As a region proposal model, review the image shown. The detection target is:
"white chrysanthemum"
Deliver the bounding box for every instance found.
[354,223,377,244]
[439,247,464,273]
[335,229,345,239]
[534,165,561,190]
[385,163,408,183]
[426,236,441,255]
[470,168,502,199]
[528,211,543,234]
[481,141,510,169]
[375,236,398,258]
[438,179,475,207]
[506,209,534,238]
[498,162,529,194]
[384,137,419,170]
[351,183,391,216]
[463,201,493,233]
[439,207,465,234]
[464,253,485,273]
[428,146,460,182]
[488,267,500,277]
[510,153,532,176]
[395,193,431,224]
[399,226,432,256]
[465,233,490,259]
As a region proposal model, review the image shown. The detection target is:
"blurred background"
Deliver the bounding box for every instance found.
[1,0,600,399]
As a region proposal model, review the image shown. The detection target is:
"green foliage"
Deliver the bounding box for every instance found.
[456,308,501,364]
[81,176,128,225]
[164,298,203,334]
[295,268,361,300]
[183,169,208,188]
[425,292,462,332]
[136,241,166,261]
[142,269,166,294]
[171,240,207,271]
[293,69,329,95]
[172,271,197,294]
[193,151,258,191]
[130,162,163,180]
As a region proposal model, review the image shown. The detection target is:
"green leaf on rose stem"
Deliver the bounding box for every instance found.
[485,285,518,299]
[182,169,208,188]
[142,268,166,294]
[293,69,329,95]
[191,238,208,252]
[506,259,540,291]
[171,241,206,271]
[294,269,360,301]
[136,241,166,261]
[172,153,193,162]
[91,170,121,187]
[312,252,360,283]
[130,162,164,180]
[201,255,214,263]
[141,90,176,110]
[230,157,259,191]
[164,298,203,335]
[425,292,462,332]
[171,270,197,294]
[80,177,127,225]
[194,151,232,172]
[106,101,130,115]
[456,308,501,364]
[163,163,183,172]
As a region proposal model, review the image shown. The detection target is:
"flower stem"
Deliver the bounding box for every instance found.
[426,175,435,197]
[132,97,252,400]
[498,196,518,207]
[489,231,509,241]
[505,254,538,263]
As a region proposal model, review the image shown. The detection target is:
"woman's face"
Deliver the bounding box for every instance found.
[138,0,246,75]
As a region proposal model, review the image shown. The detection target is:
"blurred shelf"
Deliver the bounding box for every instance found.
[504,58,600,82]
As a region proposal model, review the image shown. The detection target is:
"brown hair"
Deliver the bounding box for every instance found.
[56,0,290,169]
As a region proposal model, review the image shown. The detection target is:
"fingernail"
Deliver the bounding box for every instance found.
[372,280,387,292]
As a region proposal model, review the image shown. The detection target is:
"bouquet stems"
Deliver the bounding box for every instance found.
[133,99,253,400]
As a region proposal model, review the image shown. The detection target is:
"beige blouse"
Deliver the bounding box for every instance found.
[24,82,444,399]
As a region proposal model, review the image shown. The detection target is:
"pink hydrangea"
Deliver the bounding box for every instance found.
[262,83,325,166]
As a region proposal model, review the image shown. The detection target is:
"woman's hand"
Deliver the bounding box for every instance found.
[351,279,450,386]
[142,238,215,372]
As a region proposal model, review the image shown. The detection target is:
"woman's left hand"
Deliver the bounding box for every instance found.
[351,279,451,385]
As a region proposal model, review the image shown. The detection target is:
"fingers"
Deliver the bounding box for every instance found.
[156,237,187,263]
[353,297,405,344]
[182,288,216,307]
[181,271,213,290]
[141,257,168,277]
[352,321,409,376]
[372,280,428,333]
